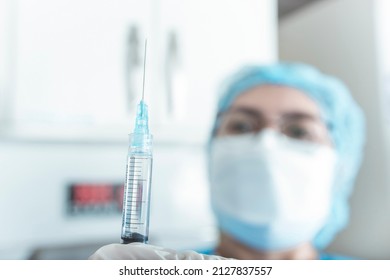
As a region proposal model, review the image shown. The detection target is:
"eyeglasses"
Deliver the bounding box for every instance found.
[216,107,331,144]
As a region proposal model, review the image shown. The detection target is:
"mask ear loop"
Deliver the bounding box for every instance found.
[211,111,227,139]
[318,106,335,146]
[207,111,225,181]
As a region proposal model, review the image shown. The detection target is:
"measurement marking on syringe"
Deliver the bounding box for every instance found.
[126,215,143,218]
[124,205,142,208]
[127,179,147,182]
[126,209,144,212]
[125,202,145,204]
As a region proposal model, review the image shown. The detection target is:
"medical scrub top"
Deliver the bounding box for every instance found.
[198,248,350,260]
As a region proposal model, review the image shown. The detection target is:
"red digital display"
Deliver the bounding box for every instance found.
[68,183,124,215]
[73,184,113,205]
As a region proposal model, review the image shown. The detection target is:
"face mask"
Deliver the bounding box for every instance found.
[209,129,337,251]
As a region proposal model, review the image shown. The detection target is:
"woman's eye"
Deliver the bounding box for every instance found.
[227,121,255,134]
[285,126,311,139]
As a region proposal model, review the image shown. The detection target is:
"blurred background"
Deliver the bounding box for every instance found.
[0,0,389,259]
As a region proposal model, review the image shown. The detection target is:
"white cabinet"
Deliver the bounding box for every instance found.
[153,0,277,143]
[3,0,153,141]
[0,0,276,144]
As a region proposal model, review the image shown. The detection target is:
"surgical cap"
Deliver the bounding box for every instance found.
[209,63,365,249]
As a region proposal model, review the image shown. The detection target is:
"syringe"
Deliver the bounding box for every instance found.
[121,40,153,244]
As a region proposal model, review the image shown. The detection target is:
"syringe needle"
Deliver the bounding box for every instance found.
[141,39,147,102]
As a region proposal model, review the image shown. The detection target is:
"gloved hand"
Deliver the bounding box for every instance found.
[89,243,231,260]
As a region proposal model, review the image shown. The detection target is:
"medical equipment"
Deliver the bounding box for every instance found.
[121,40,153,244]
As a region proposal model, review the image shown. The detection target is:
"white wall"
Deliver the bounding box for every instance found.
[279,0,390,259]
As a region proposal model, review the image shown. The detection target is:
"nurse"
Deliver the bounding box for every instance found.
[90,63,365,260]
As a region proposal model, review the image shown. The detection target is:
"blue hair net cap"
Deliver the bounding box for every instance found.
[210,63,366,249]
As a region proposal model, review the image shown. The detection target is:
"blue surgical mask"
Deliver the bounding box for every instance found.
[209,130,337,250]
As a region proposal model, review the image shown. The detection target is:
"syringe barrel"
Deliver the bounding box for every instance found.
[121,133,153,244]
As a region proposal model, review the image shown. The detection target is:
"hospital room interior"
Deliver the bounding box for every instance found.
[1,0,390,260]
